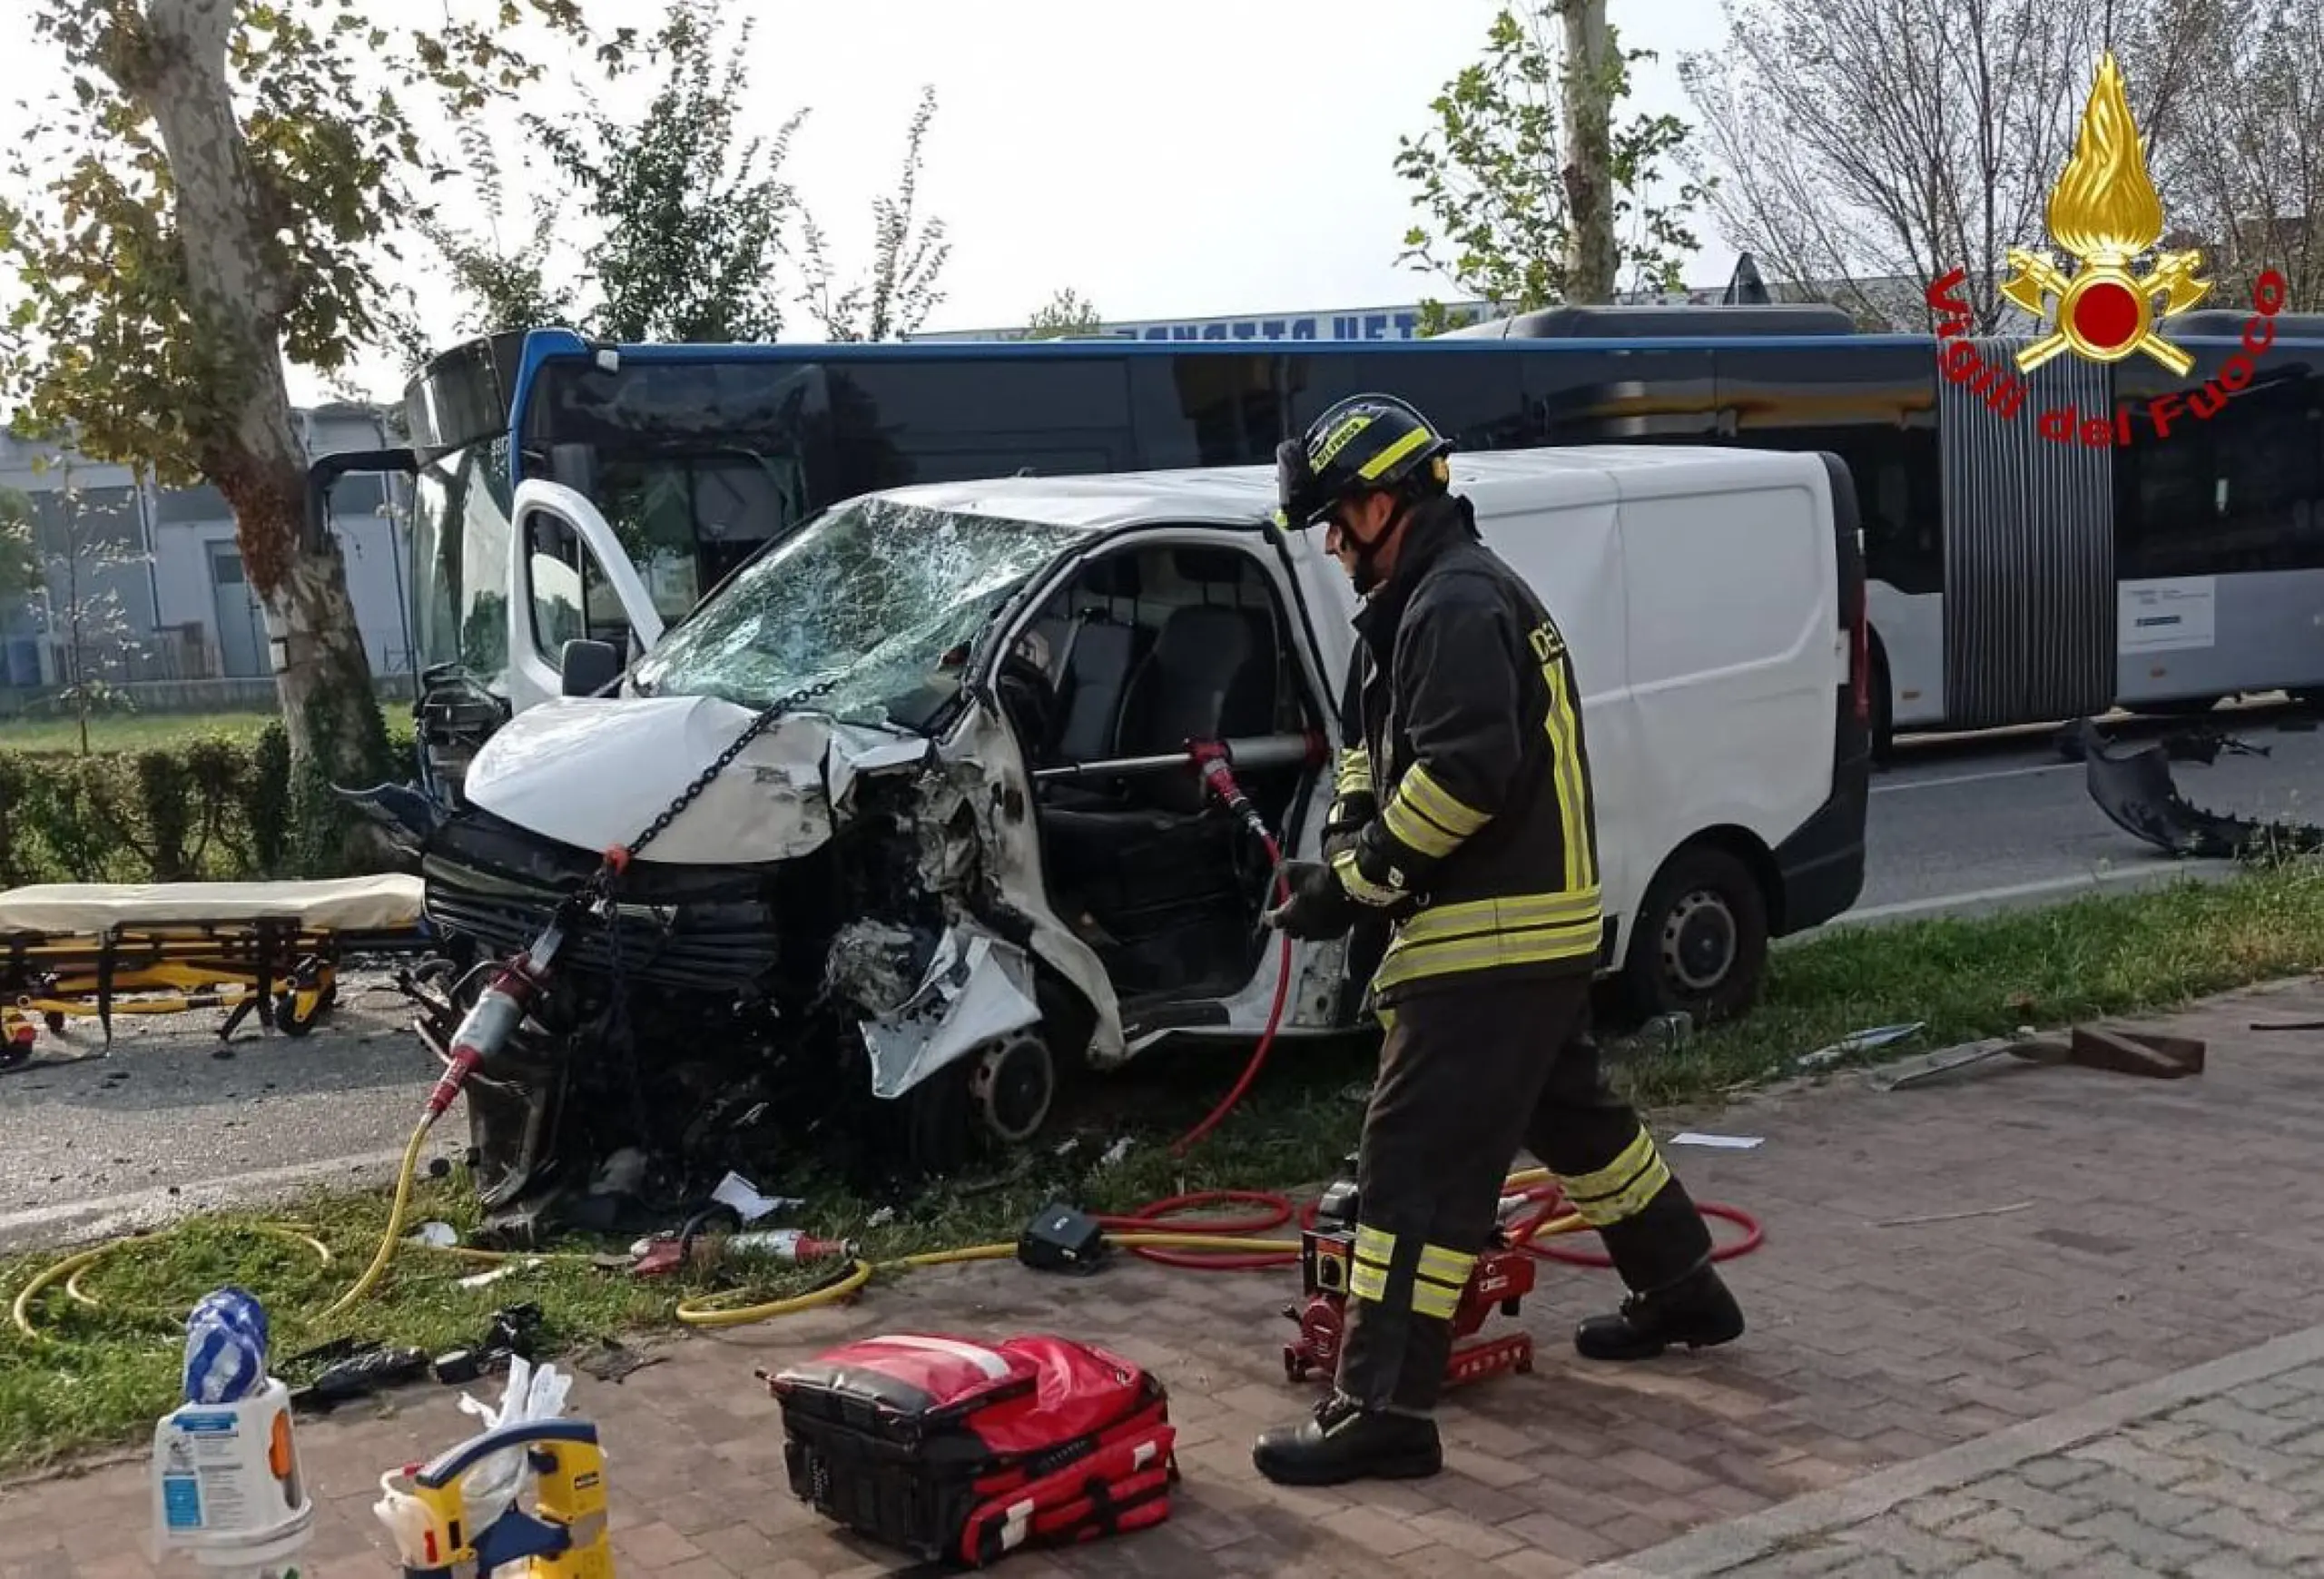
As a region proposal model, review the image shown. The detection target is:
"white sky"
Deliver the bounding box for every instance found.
[0,0,1740,409]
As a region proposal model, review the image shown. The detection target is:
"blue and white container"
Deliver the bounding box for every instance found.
[151,1290,313,1575]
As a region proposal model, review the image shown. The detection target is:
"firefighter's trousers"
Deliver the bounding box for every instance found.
[1334,972,1718,1414]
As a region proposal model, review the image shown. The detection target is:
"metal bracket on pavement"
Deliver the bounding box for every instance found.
[1869,1026,2205,1091]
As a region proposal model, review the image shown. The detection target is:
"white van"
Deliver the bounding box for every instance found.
[413,445,1870,1209]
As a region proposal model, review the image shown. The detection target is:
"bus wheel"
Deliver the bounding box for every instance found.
[1620,844,1770,1030]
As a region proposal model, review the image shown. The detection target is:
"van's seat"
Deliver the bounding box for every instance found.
[1046,616,1147,766]
[1038,599,1280,947]
[1053,601,1275,816]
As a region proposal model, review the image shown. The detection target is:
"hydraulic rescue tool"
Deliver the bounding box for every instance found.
[379,1416,614,1579]
[1282,1156,1539,1389]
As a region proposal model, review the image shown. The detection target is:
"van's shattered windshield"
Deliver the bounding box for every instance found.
[629,496,1086,730]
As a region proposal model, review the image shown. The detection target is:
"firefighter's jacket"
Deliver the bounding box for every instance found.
[1324,493,1604,1010]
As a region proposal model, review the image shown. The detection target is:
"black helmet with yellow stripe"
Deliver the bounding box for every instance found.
[1274,393,1454,533]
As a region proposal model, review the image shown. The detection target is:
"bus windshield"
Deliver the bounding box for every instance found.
[627,495,1087,731]
[409,436,516,680]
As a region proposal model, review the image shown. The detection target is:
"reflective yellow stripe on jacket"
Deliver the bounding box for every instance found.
[1372,886,1603,997]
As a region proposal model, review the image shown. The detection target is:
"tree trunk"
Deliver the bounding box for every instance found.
[117,0,392,867]
[1559,0,1617,303]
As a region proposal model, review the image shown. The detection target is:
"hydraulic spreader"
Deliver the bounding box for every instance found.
[1281,1156,1536,1388]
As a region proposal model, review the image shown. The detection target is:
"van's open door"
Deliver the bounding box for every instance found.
[507,479,666,712]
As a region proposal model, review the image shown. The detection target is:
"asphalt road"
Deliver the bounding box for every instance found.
[0,977,463,1255]
[1851,701,2324,924]
[5,703,2318,1249]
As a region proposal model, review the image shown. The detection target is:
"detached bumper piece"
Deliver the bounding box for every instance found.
[2078,720,2324,862]
[763,1333,1178,1569]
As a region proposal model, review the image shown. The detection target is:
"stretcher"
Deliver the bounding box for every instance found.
[0,875,432,1062]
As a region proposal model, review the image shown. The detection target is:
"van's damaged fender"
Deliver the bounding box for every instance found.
[852,923,1044,1100]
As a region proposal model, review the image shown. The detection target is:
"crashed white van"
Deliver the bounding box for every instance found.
[407,447,1870,1235]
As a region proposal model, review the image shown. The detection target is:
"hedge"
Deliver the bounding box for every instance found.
[0,722,414,887]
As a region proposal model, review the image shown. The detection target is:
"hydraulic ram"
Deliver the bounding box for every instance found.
[1029,731,1325,783]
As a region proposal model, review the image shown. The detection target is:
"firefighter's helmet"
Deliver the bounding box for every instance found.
[1274,393,1453,532]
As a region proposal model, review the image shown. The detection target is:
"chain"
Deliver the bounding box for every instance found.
[582,674,844,903]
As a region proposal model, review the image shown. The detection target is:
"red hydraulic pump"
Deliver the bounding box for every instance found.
[1283,1157,1537,1389]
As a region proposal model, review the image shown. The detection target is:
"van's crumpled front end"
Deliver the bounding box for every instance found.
[401,496,1128,1239]
[411,693,1074,1240]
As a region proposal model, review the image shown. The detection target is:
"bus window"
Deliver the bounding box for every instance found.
[1525,348,1716,446]
[593,453,802,618]
[2117,413,2211,579]
[1128,352,1279,468]
[2114,359,2324,579]
[825,358,1137,495]
[1283,348,1530,452]
[456,439,515,681]
[2211,368,2324,574]
[1713,346,1940,596]
[409,460,463,672]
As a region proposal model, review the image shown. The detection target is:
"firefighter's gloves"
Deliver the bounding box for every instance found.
[1265,860,1361,940]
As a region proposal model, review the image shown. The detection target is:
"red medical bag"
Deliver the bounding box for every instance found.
[762,1332,1178,1568]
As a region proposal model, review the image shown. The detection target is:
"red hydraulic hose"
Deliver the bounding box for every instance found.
[1505,1180,1764,1265]
[1138,744,1766,1277]
[1167,834,1293,1158]
[1096,1189,1304,1270]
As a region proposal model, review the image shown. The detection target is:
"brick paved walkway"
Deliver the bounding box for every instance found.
[14,975,2324,1576]
[1583,1324,2324,1576]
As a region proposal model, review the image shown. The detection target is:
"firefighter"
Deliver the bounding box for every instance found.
[1251,393,1747,1487]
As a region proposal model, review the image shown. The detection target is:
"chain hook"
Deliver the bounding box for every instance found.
[584,674,843,896]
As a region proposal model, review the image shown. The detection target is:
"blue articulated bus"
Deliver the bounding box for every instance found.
[317,301,2324,772]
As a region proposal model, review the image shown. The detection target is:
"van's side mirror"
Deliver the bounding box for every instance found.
[559,637,623,697]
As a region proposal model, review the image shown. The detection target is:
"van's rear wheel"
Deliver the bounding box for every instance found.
[1620,844,1769,1028]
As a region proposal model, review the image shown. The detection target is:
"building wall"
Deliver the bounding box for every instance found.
[901,282,1788,345]
[0,408,416,691]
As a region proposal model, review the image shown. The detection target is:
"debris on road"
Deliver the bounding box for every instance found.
[709,1169,804,1223]
[572,1337,663,1384]
[1797,1021,1925,1071]
[1873,1200,2033,1228]
[1870,1024,2205,1091]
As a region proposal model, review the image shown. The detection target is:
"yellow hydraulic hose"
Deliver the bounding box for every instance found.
[12,1121,1590,1344]
[13,1224,336,1341]
[673,1232,1313,1330]
[317,1112,437,1321]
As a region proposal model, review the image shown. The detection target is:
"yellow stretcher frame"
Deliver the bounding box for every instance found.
[0,876,432,1061]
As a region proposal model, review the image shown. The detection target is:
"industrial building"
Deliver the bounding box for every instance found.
[0,406,414,710]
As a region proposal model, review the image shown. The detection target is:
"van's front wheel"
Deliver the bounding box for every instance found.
[1620,844,1769,1027]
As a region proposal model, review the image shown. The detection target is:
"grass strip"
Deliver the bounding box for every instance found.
[0,711,286,755]
[5,859,2324,1474]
